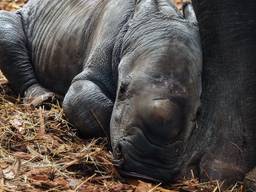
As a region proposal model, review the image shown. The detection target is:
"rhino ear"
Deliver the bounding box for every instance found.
[134,0,180,17]
[134,0,157,15]
[157,0,180,17]
[182,2,198,24]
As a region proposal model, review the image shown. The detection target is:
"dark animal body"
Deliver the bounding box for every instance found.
[0,0,202,183]
[190,0,256,187]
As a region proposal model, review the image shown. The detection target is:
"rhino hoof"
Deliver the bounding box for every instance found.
[23,84,59,107]
[200,158,244,184]
[26,92,56,107]
[199,150,245,186]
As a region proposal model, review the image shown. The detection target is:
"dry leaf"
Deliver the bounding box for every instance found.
[110,183,134,192]
[26,167,55,181]
[31,179,69,190]
[3,159,21,180]
[135,180,154,192]
[9,117,25,134]
[68,178,81,190]
[26,168,71,190]
[13,152,32,160]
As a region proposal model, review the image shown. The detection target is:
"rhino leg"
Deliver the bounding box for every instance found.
[0,11,55,106]
[63,78,113,138]
[0,11,36,94]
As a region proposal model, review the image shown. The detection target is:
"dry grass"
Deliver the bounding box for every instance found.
[0,0,244,191]
[0,79,243,191]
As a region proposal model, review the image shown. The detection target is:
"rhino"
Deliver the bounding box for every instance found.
[0,0,202,182]
[190,0,256,188]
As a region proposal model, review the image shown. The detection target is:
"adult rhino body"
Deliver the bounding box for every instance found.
[0,0,202,182]
[188,0,256,186]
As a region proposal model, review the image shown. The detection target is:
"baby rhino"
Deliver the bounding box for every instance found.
[0,0,202,182]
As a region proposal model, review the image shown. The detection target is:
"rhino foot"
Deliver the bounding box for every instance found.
[198,142,247,186]
[24,84,58,107]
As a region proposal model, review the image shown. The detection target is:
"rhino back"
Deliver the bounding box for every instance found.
[20,0,134,94]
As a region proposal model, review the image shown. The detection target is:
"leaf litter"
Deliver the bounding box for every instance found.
[0,1,244,191]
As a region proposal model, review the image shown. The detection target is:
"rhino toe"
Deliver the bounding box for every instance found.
[24,84,58,107]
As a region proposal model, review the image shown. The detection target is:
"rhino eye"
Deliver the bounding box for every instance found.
[119,82,128,94]
[118,81,130,101]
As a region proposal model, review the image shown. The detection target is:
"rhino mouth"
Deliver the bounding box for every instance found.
[112,127,184,183]
[112,153,162,183]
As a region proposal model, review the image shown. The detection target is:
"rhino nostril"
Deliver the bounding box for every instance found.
[116,144,122,157]
[113,143,124,167]
[114,143,123,159]
[112,158,124,167]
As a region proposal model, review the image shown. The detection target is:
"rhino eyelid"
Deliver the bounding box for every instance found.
[152,97,168,101]
[119,82,129,94]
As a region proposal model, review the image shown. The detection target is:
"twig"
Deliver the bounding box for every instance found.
[74,173,97,191]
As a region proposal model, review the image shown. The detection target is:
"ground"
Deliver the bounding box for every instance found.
[0,0,243,191]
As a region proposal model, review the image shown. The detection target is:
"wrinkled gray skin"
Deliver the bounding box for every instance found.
[0,0,202,182]
[188,0,256,186]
